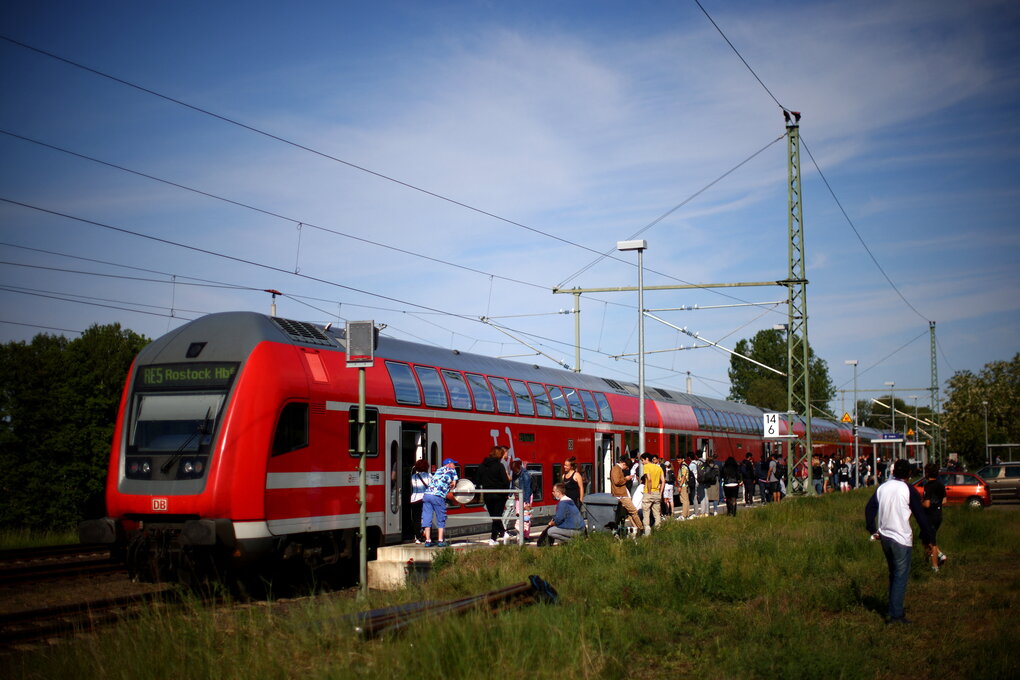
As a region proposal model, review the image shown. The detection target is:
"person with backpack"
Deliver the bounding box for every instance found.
[661,457,676,519]
[756,455,771,505]
[740,453,756,506]
[692,455,707,517]
[722,456,742,516]
[697,453,721,516]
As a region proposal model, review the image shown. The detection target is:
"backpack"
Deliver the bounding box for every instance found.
[663,463,676,485]
[702,463,719,486]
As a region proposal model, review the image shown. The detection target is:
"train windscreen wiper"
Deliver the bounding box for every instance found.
[160,407,212,474]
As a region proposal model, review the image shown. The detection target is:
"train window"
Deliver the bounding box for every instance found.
[465,373,495,412]
[488,377,516,415]
[508,379,535,416]
[385,362,421,406]
[527,382,553,417]
[580,463,594,494]
[527,464,543,502]
[562,388,585,419]
[547,386,569,418]
[414,366,448,408]
[593,392,613,422]
[348,406,379,457]
[441,370,473,410]
[129,392,224,453]
[272,402,309,456]
[578,390,599,421]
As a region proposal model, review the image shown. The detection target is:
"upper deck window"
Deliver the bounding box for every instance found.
[593,392,613,422]
[465,373,495,412]
[562,388,585,419]
[442,370,473,410]
[414,366,448,408]
[509,379,535,416]
[528,382,553,417]
[488,377,516,415]
[578,390,599,421]
[385,361,421,406]
[547,386,569,418]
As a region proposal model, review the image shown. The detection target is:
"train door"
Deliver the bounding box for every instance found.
[598,433,617,493]
[698,437,714,460]
[385,421,441,543]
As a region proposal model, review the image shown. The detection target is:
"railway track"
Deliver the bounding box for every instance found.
[0,543,123,586]
[0,590,178,645]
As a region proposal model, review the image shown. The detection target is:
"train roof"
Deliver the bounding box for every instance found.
[144,311,857,431]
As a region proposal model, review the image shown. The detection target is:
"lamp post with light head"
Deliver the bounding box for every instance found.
[617,239,648,455]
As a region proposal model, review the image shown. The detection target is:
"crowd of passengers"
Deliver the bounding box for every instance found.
[412,446,916,546]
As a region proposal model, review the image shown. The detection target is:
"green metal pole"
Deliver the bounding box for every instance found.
[358,366,367,599]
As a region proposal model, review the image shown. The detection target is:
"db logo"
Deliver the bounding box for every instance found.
[151,498,169,512]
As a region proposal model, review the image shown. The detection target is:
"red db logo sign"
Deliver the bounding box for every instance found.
[152,498,168,512]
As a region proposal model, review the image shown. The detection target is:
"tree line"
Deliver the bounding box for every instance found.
[0,324,148,531]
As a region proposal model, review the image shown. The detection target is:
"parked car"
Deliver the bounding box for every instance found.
[976,463,1020,501]
[913,472,992,509]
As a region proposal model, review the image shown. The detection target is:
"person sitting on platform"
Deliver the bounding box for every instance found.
[541,483,584,546]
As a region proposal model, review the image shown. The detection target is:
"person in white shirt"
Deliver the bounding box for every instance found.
[864,459,933,624]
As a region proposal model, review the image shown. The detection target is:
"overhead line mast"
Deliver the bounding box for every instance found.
[783,111,814,495]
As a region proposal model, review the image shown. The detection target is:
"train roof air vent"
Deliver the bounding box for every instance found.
[271,317,336,347]
[601,378,626,392]
[653,388,675,401]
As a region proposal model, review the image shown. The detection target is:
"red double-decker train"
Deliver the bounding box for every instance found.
[79,311,877,584]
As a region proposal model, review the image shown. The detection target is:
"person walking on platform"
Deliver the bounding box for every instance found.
[865,458,933,624]
[610,457,643,533]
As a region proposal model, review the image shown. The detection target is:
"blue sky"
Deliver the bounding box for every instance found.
[1,0,1018,417]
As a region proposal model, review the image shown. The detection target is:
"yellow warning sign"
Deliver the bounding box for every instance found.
[907,428,915,437]
[841,412,853,423]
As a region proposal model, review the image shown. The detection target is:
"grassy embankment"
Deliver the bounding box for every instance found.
[7,491,1019,680]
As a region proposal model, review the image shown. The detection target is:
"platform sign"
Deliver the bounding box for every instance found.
[841,412,853,424]
[763,413,781,437]
[346,320,376,368]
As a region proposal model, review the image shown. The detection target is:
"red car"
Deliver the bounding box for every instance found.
[914,472,992,508]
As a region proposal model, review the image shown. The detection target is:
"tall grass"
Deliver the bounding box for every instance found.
[7,491,1019,680]
[0,528,78,550]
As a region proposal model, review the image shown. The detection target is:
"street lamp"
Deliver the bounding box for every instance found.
[845,360,859,485]
[885,381,896,462]
[617,239,647,454]
[982,400,989,466]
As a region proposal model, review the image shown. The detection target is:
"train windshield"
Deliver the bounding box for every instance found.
[129,393,225,452]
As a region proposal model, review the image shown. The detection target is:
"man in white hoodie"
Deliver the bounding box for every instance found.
[864,458,933,624]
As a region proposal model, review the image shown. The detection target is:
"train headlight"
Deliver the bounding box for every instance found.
[183,461,195,475]
[141,461,151,474]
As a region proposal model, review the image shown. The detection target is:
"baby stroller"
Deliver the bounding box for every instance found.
[582,493,629,539]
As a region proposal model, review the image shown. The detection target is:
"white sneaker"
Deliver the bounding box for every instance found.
[486,539,498,546]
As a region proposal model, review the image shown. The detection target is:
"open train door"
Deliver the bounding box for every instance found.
[598,433,618,493]
[384,421,402,542]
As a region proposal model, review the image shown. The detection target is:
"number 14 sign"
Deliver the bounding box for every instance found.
[763,413,782,438]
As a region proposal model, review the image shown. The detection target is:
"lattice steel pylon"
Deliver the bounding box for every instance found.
[783,114,814,494]
[930,321,943,465]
